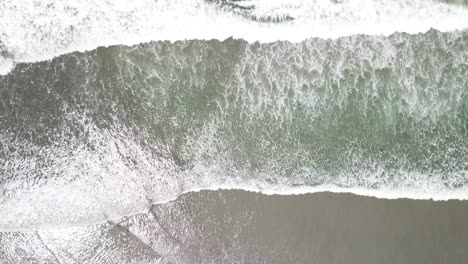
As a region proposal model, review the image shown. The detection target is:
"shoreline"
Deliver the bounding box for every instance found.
[1,190,468,263]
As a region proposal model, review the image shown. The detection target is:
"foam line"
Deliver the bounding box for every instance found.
[1,0,468,75]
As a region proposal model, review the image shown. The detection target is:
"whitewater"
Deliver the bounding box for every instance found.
[1,0,468,230]
[1,0,468,74]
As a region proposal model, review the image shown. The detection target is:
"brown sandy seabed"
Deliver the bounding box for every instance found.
[1,190,468,264]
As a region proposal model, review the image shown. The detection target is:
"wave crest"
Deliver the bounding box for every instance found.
[1,31,468,230]
[1,0,468,75]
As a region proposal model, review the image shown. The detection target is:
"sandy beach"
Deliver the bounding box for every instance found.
[1,190,468,263]
[2,1,468,263]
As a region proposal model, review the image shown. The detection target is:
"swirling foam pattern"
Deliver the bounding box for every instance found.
[1,0,468,74]
[1,30,468,229]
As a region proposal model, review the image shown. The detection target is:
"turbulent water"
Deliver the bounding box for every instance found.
[2,0,468,74]
[1,0,468,230]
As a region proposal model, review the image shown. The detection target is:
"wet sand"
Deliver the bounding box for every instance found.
[1,190,468,263]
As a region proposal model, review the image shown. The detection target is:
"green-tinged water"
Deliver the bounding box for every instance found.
[2,0,468,262]
[1,30,467,195]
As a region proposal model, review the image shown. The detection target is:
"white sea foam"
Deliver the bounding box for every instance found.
[2,172,467,231]
[0,57,14,75]
[1,0,468,231]
[1,0,468,75]
[1,127,467,231]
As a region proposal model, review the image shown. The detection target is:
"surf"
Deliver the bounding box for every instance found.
[1,30,468,230]
[1,0,468,75]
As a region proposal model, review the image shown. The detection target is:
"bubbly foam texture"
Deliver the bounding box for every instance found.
[2,162,468,231]
[0,57,14,75]
[1,126,466,231]
[1,31,468,230]
[0,122,205,231]
[1,130,467,231]
[1,0,468,75]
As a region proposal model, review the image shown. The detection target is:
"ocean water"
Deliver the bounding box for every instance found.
[1,0,468,230]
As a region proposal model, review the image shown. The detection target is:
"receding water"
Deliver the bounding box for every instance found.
[1,29,468,229]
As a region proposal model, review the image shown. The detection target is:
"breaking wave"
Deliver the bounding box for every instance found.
[1,30,468,230]
[1,0,468,75]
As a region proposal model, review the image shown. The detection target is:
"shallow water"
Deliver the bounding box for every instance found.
[1,0,468,262]
[2,190,468,264]
[2,30,468,229]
